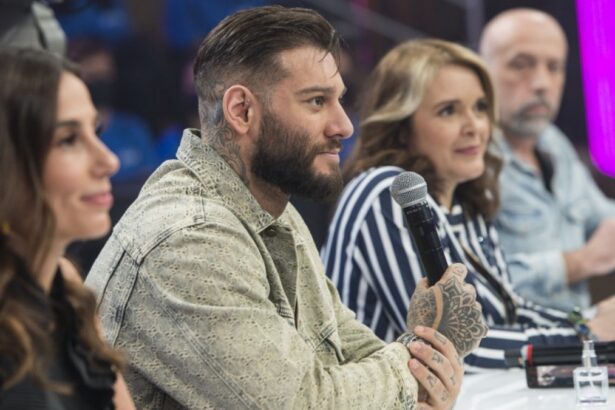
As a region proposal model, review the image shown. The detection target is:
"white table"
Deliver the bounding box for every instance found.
[456,369,615,410]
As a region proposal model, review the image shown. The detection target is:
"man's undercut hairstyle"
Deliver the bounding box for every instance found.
[193,5,341,127]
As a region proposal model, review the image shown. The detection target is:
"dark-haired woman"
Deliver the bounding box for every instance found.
[322,39,615,371]
[0,48,134,409]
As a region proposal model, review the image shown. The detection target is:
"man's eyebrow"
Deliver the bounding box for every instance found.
[295,85,347,97]
[509,52,535,60]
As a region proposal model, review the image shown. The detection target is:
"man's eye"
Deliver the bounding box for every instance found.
[509,59,531,70]
[548,62,564,73]
[309,96,325,106]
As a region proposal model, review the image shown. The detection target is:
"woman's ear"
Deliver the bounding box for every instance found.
[222,85,257,135]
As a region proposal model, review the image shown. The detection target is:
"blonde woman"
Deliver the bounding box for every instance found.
[322,39,614,372]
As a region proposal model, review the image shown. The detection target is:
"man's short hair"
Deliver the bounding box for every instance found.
[193,5,341,127]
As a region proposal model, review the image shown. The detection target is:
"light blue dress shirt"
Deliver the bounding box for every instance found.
[494,125,615,311]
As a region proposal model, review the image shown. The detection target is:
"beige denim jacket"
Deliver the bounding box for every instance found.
[86,129,418,409]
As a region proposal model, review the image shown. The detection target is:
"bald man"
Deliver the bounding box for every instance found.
[480,8,615,313]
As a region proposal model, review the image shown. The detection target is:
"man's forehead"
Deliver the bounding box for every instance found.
[500,40,566,63]
[276,46,343,88]
[278,46,335,68]
[491,19,567,61]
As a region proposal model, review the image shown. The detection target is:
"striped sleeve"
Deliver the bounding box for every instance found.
[323,167,581,371]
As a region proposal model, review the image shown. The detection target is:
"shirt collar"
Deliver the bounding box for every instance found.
[492,126,552,177]
[176,128,277,233]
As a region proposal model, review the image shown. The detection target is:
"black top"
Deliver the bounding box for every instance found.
[0,260,116,410]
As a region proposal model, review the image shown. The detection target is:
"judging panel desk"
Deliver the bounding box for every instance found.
[457,369,615,410]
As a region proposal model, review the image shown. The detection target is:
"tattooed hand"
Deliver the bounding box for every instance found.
[405,326,463,410]
[406,263,488,357]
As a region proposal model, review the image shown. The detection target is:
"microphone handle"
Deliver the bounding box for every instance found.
[404,204,448,286]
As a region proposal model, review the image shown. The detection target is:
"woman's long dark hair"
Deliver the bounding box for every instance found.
[344,39,502,219]
[0,48,123,390]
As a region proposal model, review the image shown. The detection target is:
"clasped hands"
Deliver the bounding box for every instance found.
[401,263,488,410]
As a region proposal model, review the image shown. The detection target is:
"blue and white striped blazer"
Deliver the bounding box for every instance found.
[322,166,580,371]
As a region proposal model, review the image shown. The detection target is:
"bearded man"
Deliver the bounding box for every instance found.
[480,9,615,312]
[86,5,486,410]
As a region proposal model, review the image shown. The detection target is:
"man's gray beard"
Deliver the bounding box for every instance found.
[503,97,556,139]
[503,115,551,139]
[502,120,550,138]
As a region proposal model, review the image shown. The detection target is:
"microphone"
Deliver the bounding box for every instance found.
[505,342,615,368]
[390,171,448,286]
[504,342,615,388]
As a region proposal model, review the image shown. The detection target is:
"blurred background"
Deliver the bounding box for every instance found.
[2,0,613,298]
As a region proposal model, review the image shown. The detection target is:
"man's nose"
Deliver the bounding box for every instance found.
[327,103,354,140]
[531,64,553,93]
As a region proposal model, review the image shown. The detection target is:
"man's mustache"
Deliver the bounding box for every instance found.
[312,139,343,156]
[519,97,553,116]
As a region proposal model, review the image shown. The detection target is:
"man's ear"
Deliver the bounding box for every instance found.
[222,85,257,135]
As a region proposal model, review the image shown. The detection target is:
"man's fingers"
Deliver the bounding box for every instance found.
[408,358,450,408]
[448,263,467,281]
[463,283,477,300]
[436,263,467,286]
[415,327,456,358]
[414,326,462,372]
[415,277,429,291]
[408,341,457,391]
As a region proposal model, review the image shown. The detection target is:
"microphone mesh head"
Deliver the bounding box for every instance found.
[390,171,428,208]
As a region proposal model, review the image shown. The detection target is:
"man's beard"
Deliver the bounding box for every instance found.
[504,96,555,138]
[251,110,344,203]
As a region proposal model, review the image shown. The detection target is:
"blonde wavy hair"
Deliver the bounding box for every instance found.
[344,38,502,219]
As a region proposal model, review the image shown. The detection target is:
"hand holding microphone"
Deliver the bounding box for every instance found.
[405,263,487,357]
[391,171,488,357]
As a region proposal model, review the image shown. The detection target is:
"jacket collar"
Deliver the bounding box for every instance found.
[176,128,277,233]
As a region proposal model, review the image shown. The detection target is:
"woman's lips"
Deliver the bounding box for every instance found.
[455,145,481,156]
[82,192,114,207]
